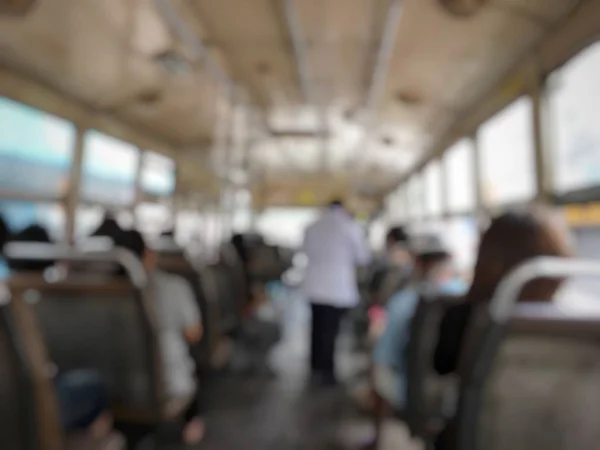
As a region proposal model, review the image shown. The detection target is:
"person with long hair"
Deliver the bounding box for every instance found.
[434,206,574,376]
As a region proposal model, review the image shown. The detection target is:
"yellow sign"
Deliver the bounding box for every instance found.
[563,203,600,227]
[297,190,316,205]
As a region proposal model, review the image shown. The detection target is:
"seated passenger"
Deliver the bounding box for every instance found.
[5,224,115,440]
[369,226,413,306]
[432,206,574,450]
[90,212,122,238]
[433,206,574,376]
[371,234,467,409]
[117,230,205,445]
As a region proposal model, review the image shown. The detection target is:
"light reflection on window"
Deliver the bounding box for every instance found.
[479,97,536,206]
[82,131,140,205]
[424,160,442,217]
[550,42,600,194]
[444,139,475,213]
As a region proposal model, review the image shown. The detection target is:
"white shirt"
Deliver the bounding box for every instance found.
[152,270,201,397]
[301,208,371,307]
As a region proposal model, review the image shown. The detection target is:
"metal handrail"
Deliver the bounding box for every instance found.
[3,243,148,288]
[489,256,600,323]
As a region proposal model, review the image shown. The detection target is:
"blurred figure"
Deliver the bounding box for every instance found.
[434,206,574,376]
[369,226,412,305]
[371,234,466,407]
[5,224,55,271]
[118,230,205,445]
[302,199,370,385]
[90,211,122,238]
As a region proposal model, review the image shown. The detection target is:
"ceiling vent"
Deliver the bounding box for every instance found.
[0,0,37,15]
[438,0,489,17]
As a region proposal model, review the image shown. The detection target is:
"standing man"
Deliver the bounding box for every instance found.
[302,199,371,385]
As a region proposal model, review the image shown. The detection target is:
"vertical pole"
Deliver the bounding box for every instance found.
[532,71,553,204]
[64,126,85,244]
[132,149,145,228]
[439,154,449,219]
[470,131,485,225]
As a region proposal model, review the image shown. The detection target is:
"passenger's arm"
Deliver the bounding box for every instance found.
[433,303,471,375]
[174,278,203,345]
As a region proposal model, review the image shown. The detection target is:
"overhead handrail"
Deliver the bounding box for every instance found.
[489,256,600,324]
[3,243,148,288]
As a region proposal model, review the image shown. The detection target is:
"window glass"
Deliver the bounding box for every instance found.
[444,139,475,213]
[0,201,65,241]
[141,151,176,196]
[385,186,407,223]
[135,203,171,240]
[0,97,75,196]
[479,97,536,206]
[256,208,319,248]
[424,161,442,216]
[82,131,140,205]
[550,43,600,193]
[407,174,423,220]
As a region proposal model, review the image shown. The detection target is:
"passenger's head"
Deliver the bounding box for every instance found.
[410,234,451,279]
[6,224,55,272]
[328,199,344,210]
[91,212,122,238]
[117,230,157,271]
[386,226,409,249]
[467,206,574,304]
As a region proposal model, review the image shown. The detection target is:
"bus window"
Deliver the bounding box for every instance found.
[256,208,318,248]
[0,97,75,197]
[444,139,475,213]
[407,174,423,221]
[141,151,176,197]
[479,97,536,206]
[82,131,140,206]
[550,42,600,194]
[136,202,171,240]
[386,185,408,224]
[75,206,134,239]
[423,160,442,217]
[0,201,65,241]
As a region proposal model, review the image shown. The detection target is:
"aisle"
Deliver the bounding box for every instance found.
[184,291,420,450]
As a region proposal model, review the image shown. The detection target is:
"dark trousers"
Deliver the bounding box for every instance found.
[310,303,347,378]
[55,369,108,430]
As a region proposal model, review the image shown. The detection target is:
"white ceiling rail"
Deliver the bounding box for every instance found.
[153,0,236,95]
[282,0,314,104]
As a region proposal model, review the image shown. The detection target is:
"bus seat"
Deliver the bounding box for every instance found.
[1,293,127,450]
[456,302,600,450]
[0,299,52,450]
[7,272,191,425]
[405,294,463,440]
[211,263,244,335]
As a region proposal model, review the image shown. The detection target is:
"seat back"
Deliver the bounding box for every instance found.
[211,263,243,335]
[8,273,164,422]
[405,293,462,437]
[157,252,220,369]
[0,296,63,450]
[456,303,600,450]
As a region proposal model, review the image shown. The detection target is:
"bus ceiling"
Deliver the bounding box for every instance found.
[0,0,598,212]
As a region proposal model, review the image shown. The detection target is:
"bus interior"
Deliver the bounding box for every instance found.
[1,0,600,449]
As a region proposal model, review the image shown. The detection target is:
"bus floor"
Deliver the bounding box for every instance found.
[147,292,421,450]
